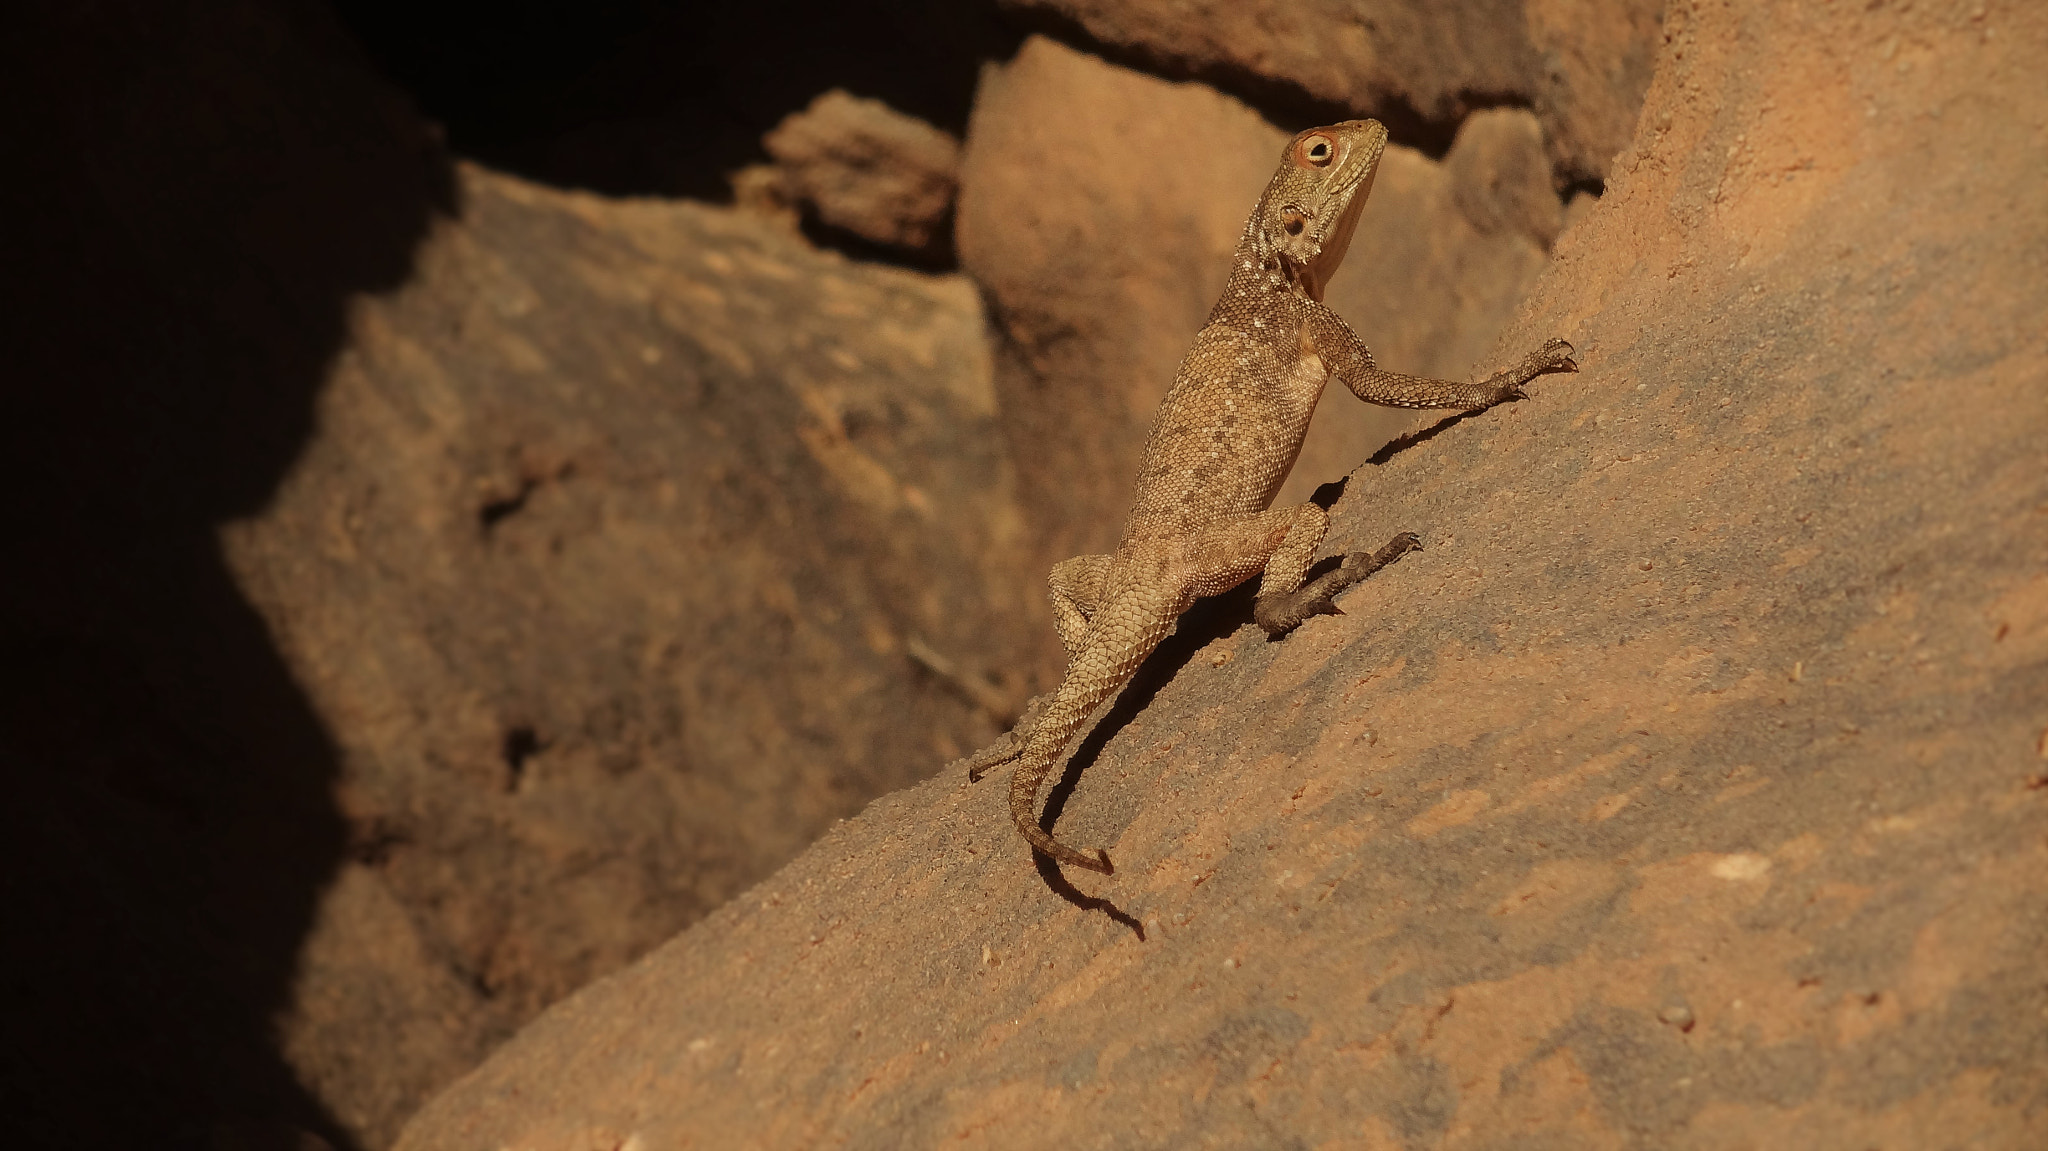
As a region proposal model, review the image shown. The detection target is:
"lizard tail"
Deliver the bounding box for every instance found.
[1004,586,1181,876]
[1005,662,1136,876]
[1010,768,1114,874]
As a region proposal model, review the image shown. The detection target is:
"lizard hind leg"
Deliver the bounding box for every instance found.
[963,733,1023,783]
[967,554,1106,786]
[1255,528,1421,638]
[1048,553,1111,660]
[964,688,1057,783]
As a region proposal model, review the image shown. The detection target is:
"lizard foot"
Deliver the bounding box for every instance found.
[1254,531,1421,638]
[1480,338,1580,404]
[1528,337,1577,375]
[963,734,1021,782]
[959,691,1053,782]
[1506,337,1578,396]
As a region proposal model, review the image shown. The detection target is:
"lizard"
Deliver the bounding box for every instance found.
[964,118,1577,874]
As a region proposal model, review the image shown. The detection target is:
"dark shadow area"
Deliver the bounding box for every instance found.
[332,0,1021,203]
[799,214,961,274]
[1365,408,1492,466]
[1032,850,1146,939]
[0,1,451,1146]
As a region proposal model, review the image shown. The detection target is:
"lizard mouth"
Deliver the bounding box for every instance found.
[1287,167,1378,299]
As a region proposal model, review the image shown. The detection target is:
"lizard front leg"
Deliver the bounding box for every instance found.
[1308,303,1577,410]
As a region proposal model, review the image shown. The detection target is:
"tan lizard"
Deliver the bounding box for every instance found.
[966,119,1577,874]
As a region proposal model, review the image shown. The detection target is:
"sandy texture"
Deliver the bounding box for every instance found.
[396,1,2048,1146]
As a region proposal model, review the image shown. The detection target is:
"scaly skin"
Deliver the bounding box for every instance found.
[967,120,1578,873]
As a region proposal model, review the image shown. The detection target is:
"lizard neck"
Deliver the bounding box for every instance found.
[1206,232,1315,337]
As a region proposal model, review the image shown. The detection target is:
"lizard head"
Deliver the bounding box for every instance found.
[1253,119,1388,302]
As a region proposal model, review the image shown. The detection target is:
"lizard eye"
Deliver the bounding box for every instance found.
[1301,135,1335,166]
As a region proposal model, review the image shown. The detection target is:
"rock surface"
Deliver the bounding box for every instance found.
[958,35,1565,565]
[258,28,1590,1145]
[1001,0,1664,184]
[396,2,2048,1146]
[761,89,963,257]
[221,165,1042,1146]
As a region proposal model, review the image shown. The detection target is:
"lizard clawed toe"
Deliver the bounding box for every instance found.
[1536,337,1578,372]
[963,736,1023,783]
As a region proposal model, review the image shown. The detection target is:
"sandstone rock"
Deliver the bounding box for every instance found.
[396,1,2048,1146]
[1001,0,1664,184]
[1446,106,1565,249]
[1525,0,1666,185]
[761,88,963,256]
[220,163,1044,1145]
[957,35,1560,566]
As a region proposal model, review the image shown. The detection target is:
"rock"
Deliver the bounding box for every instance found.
[1000,0,1664,184]
[220,163,1045,1145]
[1446,107,1565,249]
[727,163,803,232]
[1525,0,1666,185]
[761,88,962,256]
[957,35,1559,565]
[395,2,2048,1146]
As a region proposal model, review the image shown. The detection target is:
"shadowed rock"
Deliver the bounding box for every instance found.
[761,88,963,258]
[222,164,1044,1145]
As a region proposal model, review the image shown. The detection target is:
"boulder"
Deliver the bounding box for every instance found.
[221,163,1043,1145]
[395,1,2048,1146]
[1000,0,1665,184]
[760,88,963,258]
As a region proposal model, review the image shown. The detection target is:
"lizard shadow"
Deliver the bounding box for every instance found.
[1365,407,1499,466]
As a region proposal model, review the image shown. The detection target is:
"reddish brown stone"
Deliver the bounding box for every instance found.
[761,88,962,256]
[395,2,2048,1146]
[1001,0,1664,183]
